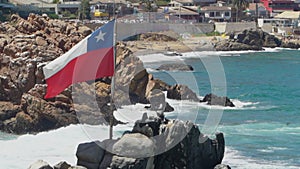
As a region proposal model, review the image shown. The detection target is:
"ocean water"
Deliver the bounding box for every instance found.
[1,49,300,168]
[148,49,300,168]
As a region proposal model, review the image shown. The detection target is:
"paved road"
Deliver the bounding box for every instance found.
[10,0,44,5]
[10,0,58,9]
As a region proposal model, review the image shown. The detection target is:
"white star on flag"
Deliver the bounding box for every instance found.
[95,30,106,42]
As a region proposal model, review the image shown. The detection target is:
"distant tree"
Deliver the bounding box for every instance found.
[232,0,249,22]
[142,0,157,12]
[79,0,90,20]
[141,0,157,22]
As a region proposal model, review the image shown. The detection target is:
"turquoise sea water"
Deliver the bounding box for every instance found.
[1,49,299,168]
[151,49,300,168]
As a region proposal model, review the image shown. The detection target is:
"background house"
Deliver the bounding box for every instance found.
[260,0,299,16]
[200,2,231,22]
[247,2,269,18]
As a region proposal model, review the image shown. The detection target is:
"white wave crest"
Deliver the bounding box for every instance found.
[223,147,299,169]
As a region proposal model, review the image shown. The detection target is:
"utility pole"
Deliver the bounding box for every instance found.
[179,5,181,22]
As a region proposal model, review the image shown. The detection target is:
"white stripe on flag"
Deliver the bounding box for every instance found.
[43,35,89,79]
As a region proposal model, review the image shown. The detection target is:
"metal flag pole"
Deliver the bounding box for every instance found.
[109,0,117,140]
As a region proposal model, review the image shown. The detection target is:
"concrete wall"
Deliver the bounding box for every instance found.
[117,22,255,40]
[215,22,257,33]
[116,23,214,40]
[215,22,226,33]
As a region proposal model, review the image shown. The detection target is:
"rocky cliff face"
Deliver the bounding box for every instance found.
[0,14,91,134]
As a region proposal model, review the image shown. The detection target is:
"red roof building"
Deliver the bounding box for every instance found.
[260,0,298,13]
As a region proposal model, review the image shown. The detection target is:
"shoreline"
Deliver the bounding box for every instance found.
[127,29,300,55]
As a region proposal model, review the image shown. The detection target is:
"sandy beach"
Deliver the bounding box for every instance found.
[126,35,225,56]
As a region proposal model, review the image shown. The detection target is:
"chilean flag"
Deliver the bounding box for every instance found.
[43,20,115,99]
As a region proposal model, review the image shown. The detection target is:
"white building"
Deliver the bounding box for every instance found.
[201,3,231,22]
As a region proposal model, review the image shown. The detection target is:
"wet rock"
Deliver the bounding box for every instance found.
[76,117,225,169]
[156,63,194,71]
[112,133,155,158]
[110,156,150,169]
[281,41,300,49]
[214,164,232,169]
[28,160,53,169]
[76,141,106,169]
[201,93,235,107]
[167,84,200,102]
[68,166,87,169]
[215,29,283,51]
[53,161,71,169]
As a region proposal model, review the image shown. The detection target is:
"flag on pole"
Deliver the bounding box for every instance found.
[43,20,115,99]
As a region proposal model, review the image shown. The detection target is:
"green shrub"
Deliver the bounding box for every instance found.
[48,13,59,19]
[156,0,170,6]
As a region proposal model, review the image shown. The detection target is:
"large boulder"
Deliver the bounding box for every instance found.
[75,116,225,169]
[76,141,106,169]
[112,133,155,158]
[154,120,225,169]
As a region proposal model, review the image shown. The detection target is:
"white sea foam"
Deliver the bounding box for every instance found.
[145,68,159,72]
[223,147,299,169]
[0,98,293,169]
[137,53,183,64]
[137,48,286,65]
[114,103,158,123]
[0,124,123,168]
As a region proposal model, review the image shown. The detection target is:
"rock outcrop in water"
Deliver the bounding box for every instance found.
[201,93,235,107]
[28,116,230,169]
[156,63,194,71]
[75,116,225,169]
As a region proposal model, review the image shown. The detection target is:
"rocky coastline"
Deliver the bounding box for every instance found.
[214,29,300,51]
[3,13,296,169]
[0,14,236,135]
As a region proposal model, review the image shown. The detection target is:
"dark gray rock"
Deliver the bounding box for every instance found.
[167,84,200,102]
[214,164,231,169]
[99,153,113,169]
[110,156,149,169]
[201,93,235,107]
[156,63,194,71]
[76,141,106,169]
[281,41,300,49]
[53,161,71,169]
[215,29,283,51]
[215,40,261,51]
[77,117,225,169]
[154,120,225,169]
[132,115,162,136]
[28,160,53,169]
[164,102,174,112]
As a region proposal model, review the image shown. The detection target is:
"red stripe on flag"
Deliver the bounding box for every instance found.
[44,47,114,99]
